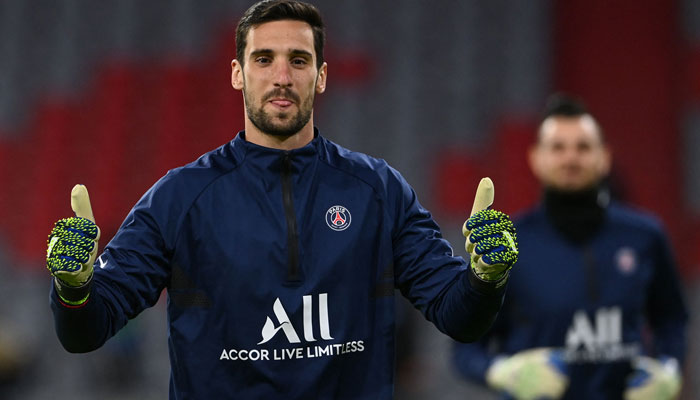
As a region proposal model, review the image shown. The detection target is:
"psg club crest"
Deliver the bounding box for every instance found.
[326,205,351,231]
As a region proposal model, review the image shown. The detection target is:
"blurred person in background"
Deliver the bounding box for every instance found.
[0,325,27,397]
[0,250,41,400]
[452,94,688,400]
[42,1,519,399]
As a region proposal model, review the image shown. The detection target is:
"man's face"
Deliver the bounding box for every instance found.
[232,19,327,137]
[529,115,611,192]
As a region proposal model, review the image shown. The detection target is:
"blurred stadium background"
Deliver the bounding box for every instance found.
[0,0,699,399]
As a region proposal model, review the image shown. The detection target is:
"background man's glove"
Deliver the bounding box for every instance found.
[463,209,518,282]
[46,185,100,303]
[486,347,569,400]
[624,356,682,400]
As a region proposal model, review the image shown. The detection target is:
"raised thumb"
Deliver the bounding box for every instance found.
[70,184,95,223]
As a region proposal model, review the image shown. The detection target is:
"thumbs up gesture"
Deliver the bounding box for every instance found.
[46,185,101,292]
[462,178,518,284]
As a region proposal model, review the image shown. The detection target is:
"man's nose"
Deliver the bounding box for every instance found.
[561,147,581,161]
[273,62,293,87]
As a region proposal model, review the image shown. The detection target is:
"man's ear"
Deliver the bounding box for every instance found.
[527,144,543,181]
[315,62,327,94]
[231,59,244,90]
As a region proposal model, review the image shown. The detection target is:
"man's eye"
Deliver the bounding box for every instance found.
[550,143,564,152]
[291,58,308,66]
[255,57,271,64]
[577,143,592,152]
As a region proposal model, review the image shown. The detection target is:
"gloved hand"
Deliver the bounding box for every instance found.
[624,356,682,400]
[486,347,569,400]
[462,178,517,283]
[462,209,518,282]
[46,185,100,300]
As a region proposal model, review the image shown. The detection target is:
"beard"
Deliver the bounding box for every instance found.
[543,184,608,244]
[244,87,314,137]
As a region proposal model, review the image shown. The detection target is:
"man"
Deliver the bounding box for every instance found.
[452,94,688,400]
[45,1,518,398]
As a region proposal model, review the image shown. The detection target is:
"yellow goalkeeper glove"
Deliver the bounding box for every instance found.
[624,356,682,400]
[462,178,518,284]
[486,348,569,400]
[46,185,100,304]
[463,209,518,282]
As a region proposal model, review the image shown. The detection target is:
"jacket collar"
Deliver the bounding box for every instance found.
[231,128,323,173]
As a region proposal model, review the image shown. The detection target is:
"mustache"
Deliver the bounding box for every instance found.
[262,88,300,103]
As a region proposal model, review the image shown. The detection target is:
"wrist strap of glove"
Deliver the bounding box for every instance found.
[468,266,509,292]
[54,274,93,306]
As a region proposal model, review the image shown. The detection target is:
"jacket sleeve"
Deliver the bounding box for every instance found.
[50,176,177,353]
[645,226,688,363]
[451,287,514,385]
[453,336,498,384]
[388,168,506,343]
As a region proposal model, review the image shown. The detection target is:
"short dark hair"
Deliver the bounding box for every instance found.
[539,93,605,142]
[541,93,589,120]
[236,0,326,70]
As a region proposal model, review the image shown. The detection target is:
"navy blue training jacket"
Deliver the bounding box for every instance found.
[51,130,506,399]
[453,204,688,400]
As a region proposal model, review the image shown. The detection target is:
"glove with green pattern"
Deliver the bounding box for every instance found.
[462,209,518,282]
[486,348,570,400]
[46,185,100,304]
[624,356,682,400]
